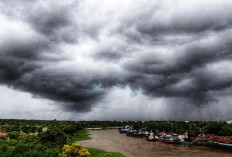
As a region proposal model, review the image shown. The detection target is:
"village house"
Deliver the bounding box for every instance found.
[42,127,48,132]
[0,132,7,137]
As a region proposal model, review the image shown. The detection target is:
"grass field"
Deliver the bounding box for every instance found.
[73,130,92,141]
[67,129,92,144]
[88,148,125,157]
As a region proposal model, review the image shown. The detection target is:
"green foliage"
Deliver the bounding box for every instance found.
[173,123,186,133]
[67,129,91,144]
[37,127,43,133]
[7,131,20,139]
[0,119,92,157]
[0,134,61,157]
[59,143,90,157]
[202,122,232,136]
[219,124,232,136]
[19,134,39,143]
[205,122,223,135]
[104,153,113,157]
[75,130,91,141]
[63,125,76,135]
[39,127,67,146]
[87,148,124,157]
[187,123,200,140]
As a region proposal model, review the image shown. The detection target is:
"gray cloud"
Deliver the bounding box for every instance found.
[1,0,232,120]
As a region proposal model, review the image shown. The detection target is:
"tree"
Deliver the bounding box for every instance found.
[173,123,186,133]
[59,143,91,157]
[63,125,76,135]
[37,127,43,134]
[219,124,232,136]
[7,131,20,139]
[188,123,200,140]
[205,122,223,135]
[39,127,67,146]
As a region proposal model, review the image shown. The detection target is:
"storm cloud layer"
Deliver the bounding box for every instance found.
[1,0,232,120]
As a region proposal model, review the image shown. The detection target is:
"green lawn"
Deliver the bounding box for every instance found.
[87,148,125,157]
[67,129,91,144]
[74,129,92,141]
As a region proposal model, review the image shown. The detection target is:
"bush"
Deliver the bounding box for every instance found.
[7,131,20,139]
[39,127,67,146]
[78,148,91,157]
[59,143,91,157]
[63,125,76,135]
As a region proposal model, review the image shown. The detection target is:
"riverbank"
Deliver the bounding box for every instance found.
[76,129,125,157]
[87,148,124,157]
[80,129,232,157]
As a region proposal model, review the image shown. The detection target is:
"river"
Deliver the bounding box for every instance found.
[79,129,232,157]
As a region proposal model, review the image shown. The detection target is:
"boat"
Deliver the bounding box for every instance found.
[173,138,185,144]
[143,131,149,137]
[126,127,134,136]
[163,137,174,144]
[146,133,158,141]
[119,125,130,133]
[133,130,143,137]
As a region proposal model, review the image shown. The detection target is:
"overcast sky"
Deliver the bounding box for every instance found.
[1,0,232,121]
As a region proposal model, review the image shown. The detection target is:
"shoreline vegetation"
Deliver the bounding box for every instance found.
[0,119,232,156]
[0,119,127,157]
[87,148,125,157]
[68,130,92,144]
[71,129,125,157]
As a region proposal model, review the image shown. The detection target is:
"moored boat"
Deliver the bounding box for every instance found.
[146,133,158,141]
[119,125,130,133]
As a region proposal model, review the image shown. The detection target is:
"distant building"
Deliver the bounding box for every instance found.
[0,132,7,137]
[42,127,48,132]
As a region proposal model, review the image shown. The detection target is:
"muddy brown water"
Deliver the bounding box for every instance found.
[79,129,232,157]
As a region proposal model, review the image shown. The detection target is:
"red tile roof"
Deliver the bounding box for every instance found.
[0,132,7,136]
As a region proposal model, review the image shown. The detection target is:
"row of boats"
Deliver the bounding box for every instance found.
[119,125,186,144]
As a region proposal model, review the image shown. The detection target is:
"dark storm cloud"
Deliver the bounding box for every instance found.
[124,31,232,105]
[27,1,78,43]
[0,0,120,112]
[15,72,106,112]
[0,32,120,111]
[119,1,232,106]
[0,54,116,112]
[1,0,232,117]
